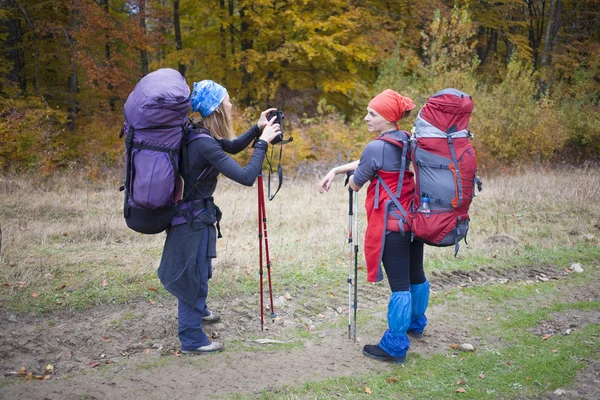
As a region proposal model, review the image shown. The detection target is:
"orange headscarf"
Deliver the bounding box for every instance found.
[368,89,416,128]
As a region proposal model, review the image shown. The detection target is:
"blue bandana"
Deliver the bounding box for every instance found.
[190,80,227,117]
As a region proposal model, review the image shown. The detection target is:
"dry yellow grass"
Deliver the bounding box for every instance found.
[1,166,599,312]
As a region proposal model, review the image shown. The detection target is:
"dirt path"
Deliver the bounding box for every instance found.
[1,264,598,399]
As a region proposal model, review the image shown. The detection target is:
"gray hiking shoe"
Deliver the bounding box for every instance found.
[202,311,221,323]
[407,330,424,339]
[181,341,223,354]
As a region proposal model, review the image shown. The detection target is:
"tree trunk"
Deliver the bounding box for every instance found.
[228,0,235,56]
[540,0,555,67]
[140,0,148,76]
[68,1,79,131]
[546,0,562,93]
[1,0,25,92]
[220,0,226,60]
[174,0,185,76]
[238,4,254,105]
[99,0,115,110]
[526,0,547,70]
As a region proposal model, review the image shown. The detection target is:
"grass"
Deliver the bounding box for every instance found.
[0,167,599,398]
[228,278,600,400]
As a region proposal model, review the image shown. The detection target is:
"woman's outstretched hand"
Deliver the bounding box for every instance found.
[257,108,277,131]
[318,169,337,194]
[259,116,281,143]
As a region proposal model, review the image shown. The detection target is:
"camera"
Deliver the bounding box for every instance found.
[268,110,285,145]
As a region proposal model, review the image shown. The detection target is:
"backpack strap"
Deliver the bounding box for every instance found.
[375,131,412,235]
[123,125,135,218]
[446,135,463,208]
[180,125,215,202]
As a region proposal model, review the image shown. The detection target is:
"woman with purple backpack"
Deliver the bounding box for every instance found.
[158,80,282,354]
[318,89,430,364]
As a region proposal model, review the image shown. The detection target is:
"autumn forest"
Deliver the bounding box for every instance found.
[1,0,599,175]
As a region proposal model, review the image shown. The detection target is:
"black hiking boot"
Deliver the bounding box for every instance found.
[363,345,406,364]
[407,330,424,339]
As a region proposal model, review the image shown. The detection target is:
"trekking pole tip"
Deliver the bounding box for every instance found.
[270,312,277,319]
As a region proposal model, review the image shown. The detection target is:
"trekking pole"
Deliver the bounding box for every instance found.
[259,174,276,321]
[347,187,354,340]
[353,189,359,343]
[257,174,265,331]
[257,174,276,331]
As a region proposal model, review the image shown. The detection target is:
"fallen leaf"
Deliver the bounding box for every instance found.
[148,287,157,291]
[551,349,558,353]
[364,386,372,394]
[284,293,292,300]
[479,373,485,379]
[3,282,12,287]
[455,388,467,393]
[17,366,27,376]
[34,375,45,380]
[62,233,68,236]
[450,343,459,349]
[541,333,553,340]
[457,380,465,385]
[18,282,27,288]
[174,351,181,357]
[44,364,54,374]
[43,375,51,380]
[87,361,99,368]
[386,378,398,383]
[31,292,39,298]
[487,317,492,321]
[101,336,111,342]
[147,299,155,305]
[101,279,108,287]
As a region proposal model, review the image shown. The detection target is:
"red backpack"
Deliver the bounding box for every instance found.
[410,88,482,254]
[377,89,482,255]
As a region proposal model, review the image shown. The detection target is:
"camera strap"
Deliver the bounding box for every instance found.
[267,136,293,201]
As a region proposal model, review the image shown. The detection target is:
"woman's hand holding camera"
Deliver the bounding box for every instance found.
[259,116,282,144]
[257,108,277,131]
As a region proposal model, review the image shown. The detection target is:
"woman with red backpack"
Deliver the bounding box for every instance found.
[318,89,430,364]
[158,80,281,355]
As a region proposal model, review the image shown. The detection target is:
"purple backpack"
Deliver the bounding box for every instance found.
[120,68,207,234]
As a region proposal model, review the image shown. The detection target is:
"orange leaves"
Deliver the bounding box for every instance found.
[10,365,53,380]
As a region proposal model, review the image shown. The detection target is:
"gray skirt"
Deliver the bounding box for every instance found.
[157,208,218,306]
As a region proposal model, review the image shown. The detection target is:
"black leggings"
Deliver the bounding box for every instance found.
[381,232,425,292]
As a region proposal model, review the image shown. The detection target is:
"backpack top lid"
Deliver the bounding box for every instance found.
[417,88,473,135]
[124,68,191,146]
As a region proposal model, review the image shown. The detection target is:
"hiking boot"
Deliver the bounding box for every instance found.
[202,311,221,323]
[407,330,424,339]
[363,344,406,364]
[181,341,223,354]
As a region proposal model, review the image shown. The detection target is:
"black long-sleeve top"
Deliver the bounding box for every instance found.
[183,124,267,200]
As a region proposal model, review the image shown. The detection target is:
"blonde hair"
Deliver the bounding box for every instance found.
[193,102,235,140]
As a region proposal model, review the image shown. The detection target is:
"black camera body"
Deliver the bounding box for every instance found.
[268,110,286,145]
